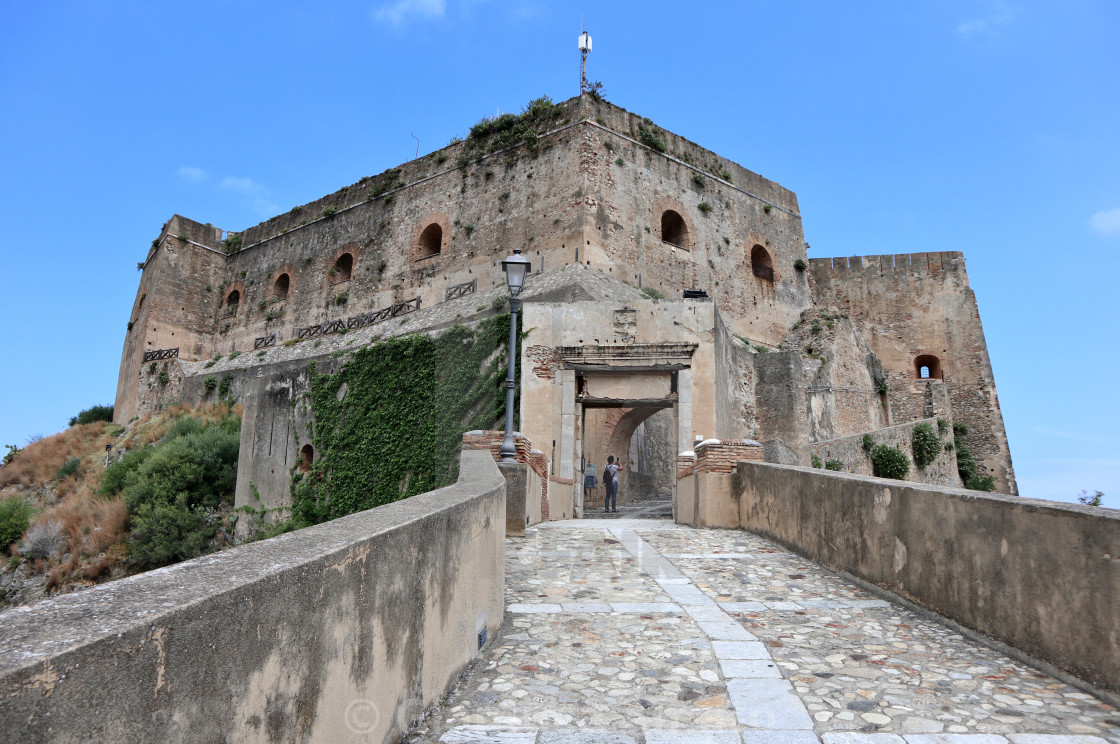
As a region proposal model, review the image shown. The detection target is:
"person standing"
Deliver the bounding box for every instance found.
[603,455,620,513]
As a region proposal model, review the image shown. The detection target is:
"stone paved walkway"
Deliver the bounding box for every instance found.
[407,520,1120,744]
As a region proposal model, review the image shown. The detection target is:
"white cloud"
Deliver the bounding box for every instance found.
[373,0,445,26]
[957,3,1018,35]
[177,166,207,182]
[218,176,278,215]
[1090,207,1120,237]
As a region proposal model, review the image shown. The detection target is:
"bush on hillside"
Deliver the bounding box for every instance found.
[100,413,240,568]
[0,497,34,551]
[69,405,114,427]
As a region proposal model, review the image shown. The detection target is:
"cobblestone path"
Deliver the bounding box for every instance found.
[408,519,1119,744]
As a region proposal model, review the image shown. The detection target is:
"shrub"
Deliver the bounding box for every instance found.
[222,233,242,253]
[228,350,241,360]
[1078,490,1104,506]
[99,414,241,569]
[20,520,66,560]
[0,497,33,550]
[811,454,822,469]
[641,287,665,300]
[69,405,114,427]
[335,292,348,305]
[825,459,844,471]
[967,475,995,492]
[937,418,949,435]
[911,422,940,470]
[55,457,81,481]
[218,374,234,397]
[692,173,707,189]
[875,376,889,394]
[698,202,713,213]
[794,259,807,271]
[3,444,22,466]
[158,370,170,385]
[870,444,909,480]
[637,119,667,153]
[321,205,339,218]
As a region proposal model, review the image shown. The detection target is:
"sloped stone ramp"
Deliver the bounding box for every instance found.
[407,519,1119,744]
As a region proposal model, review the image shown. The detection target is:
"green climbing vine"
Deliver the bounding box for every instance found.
[287,314,522,528]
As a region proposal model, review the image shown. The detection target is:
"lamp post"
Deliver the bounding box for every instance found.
[499,247,531,463]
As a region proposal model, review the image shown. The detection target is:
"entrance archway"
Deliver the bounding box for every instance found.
[580,402,676,518]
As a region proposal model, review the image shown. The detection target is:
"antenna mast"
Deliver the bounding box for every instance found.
[578,21,592,94]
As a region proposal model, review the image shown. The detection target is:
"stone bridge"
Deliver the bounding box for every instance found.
[1,452,1117,743]
[409,518,1119,744]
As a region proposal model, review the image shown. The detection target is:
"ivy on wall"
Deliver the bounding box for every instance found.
[288,313,521,527]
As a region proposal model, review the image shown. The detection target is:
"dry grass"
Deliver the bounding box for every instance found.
[0,422,116,496]
[38,492,129,587]
[0,401,242,594]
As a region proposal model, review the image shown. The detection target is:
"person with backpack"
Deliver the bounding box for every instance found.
[603,455,620,513]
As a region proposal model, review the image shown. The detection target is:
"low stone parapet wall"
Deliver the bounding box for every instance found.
[0,450,506,744]
[733,460,1120,697]
[675,440,764,527]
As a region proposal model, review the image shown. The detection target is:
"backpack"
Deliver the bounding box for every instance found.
[603,465,614,485]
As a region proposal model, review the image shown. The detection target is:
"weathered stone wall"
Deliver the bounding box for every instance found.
[807,417,962,488]
[115,215,226,422]
[733,461,1119,696]
[0,450,505,744]
[809,253,1016,494]
[581,97,813,344]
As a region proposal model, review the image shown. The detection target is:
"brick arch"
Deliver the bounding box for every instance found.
[220,280,245,318]
[912,348,947,381]
[652,197,695,250]
[409,212,452,262]
[603,407,664,474]
[329,243,360,285]
[271,263,296,300]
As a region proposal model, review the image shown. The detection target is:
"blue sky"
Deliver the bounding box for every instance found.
[1,1,1117,504]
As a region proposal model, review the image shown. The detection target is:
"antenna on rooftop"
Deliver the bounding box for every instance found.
[578,19,592,94]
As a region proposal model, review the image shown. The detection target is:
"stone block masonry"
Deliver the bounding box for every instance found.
[0,450,506,744]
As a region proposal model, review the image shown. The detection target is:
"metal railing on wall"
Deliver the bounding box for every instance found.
[143,348,179,362]
[446,279,477,301]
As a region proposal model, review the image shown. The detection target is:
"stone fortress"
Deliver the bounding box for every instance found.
[115,92,1016,523]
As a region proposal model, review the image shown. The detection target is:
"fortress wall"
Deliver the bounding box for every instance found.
[209,135,587,357]
[732,461,1120,699]
[115,216,226,422]
[583,97,800,214]
[583,100,813,345]
[809,252,1016,494]
[0,450,506,744]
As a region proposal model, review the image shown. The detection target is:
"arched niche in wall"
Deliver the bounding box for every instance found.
[750,245,775,283]
[224,289,241,316]
[914,354,942,380]
[652,198,694,250]
[299,444,314,473]
[332,253,353,282]
[273,272,291,300]
[409,213,451,262]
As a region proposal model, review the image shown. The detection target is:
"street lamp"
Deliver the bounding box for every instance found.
[499,247,531,462]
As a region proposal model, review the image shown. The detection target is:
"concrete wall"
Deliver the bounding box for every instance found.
[0,450,505,744]
[733,460,1120,696]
